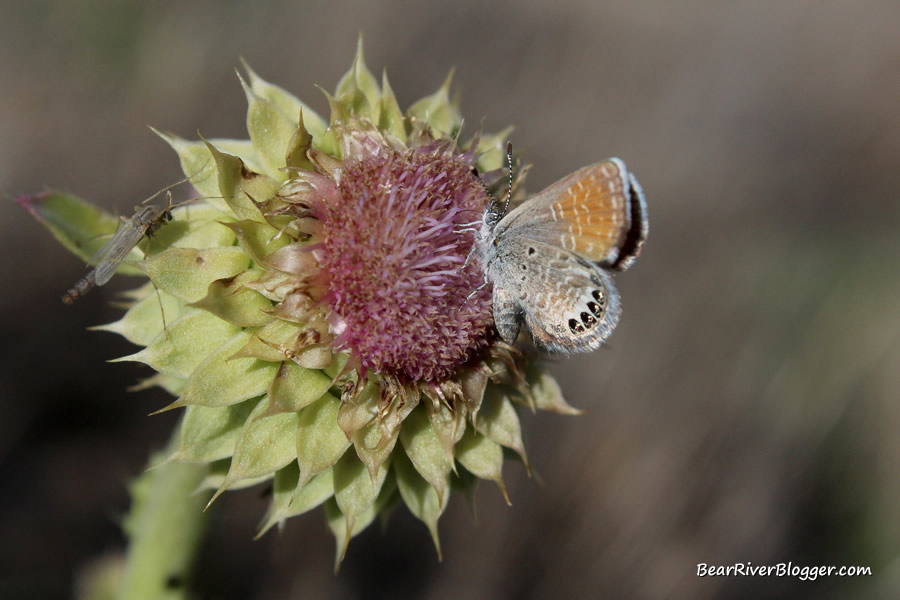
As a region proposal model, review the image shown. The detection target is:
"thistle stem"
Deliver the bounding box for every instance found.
[116,440,211,600]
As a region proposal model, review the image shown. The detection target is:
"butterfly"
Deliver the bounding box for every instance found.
[474,147,647,353]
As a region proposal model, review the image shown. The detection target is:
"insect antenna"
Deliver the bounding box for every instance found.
[138,160,211,207]
[500,141,513,218]
[481,141,515,227]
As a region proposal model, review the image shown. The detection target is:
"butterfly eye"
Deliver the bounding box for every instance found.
[568,318,585,334]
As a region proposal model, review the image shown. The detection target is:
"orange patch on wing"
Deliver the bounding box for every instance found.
[550,162,631,261]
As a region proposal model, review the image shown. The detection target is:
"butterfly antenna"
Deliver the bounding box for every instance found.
[501,141,513,217]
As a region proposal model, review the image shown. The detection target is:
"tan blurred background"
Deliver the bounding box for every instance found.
[2,1,899,599]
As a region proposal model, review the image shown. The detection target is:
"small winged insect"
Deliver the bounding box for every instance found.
[62,178,196,305]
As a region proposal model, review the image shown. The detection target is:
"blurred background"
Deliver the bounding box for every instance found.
[1,1,898,598]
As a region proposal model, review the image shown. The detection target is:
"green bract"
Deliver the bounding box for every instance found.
[22,39,582,566]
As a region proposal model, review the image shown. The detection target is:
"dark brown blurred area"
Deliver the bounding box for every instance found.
[2,1,898,599]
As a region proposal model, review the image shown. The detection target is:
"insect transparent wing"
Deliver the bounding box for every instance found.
[91,206,161,285]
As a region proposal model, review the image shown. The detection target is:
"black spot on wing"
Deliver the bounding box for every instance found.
[580,311,596,328]
[568,318,585,333]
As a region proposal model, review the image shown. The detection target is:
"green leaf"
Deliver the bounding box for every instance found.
[196,458,272,492]
[324,475,397,569]
[188,270,272,328]
[138,246,251,303]
[256,315,307,342]
[455,429,509,504]
[129,372,187,396]
[210,398,300,501]
[176,329,277,409]
[407,69,461,138]
[240,270,296,303]
[285,109,315,171]
[333,449,389,535]
[204,141,272,222]
[240,59,327,143]
[353,419,401,482]
[16,190,143,275]
[231,335,291,363]
[427,400,467,459]
[378,71,406,141]
[92,288,188,346]
[346,381,418,481]
[256,463,334,537]
[268,361,332,413]
[291,466,336,514]
[113,310,240,379]
[150,128,261,212]
[230,318,330,369]
[222,220,290,265]
[393,450,448,559]
[474,127,515,173]
[335,36,381,122]
[174,399,260,463]
[475,388,529,469]
[336,382,378,439]
[527,365,582,415]
[239,72,300,181]
[230,317,305,361]
[398,405,453,505]
[296,393,351,488]
[150,204,237,251]
[262,243,318,276]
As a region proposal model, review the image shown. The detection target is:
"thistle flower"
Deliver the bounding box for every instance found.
[17,40,582,566]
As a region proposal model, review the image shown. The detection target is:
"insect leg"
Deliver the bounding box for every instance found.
[153,283,173,343]
[462,272,490,304]
[460,243,480,270]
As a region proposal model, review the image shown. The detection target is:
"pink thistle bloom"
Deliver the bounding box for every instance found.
[317,143,494,382]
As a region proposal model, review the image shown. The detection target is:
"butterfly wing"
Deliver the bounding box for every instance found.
[495,158,647,270]
[489,238,621,353]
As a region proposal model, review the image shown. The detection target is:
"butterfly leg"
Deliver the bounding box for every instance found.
[460,244,479,270]
[453,226,479,234]
[454,219,483,228]
[463,275,489,303]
